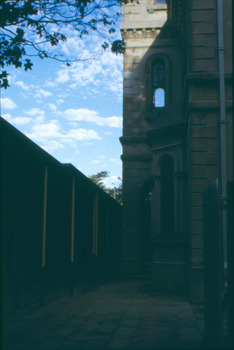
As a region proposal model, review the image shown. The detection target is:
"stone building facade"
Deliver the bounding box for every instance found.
[120,0,232,300]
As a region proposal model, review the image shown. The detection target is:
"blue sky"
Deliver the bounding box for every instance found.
[1,28,123,188]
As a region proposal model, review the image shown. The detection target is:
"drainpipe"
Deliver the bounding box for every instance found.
[184,0,191,297]
[217,0,227,268]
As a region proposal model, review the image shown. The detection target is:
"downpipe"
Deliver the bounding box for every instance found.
[217,0,227,269]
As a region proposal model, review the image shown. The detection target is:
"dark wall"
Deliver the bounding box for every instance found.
[0,117,121,313]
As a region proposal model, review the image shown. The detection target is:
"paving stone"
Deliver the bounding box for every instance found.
[108,339,131,349]
[2,280,204,350]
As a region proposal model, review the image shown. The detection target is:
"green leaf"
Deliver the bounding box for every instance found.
[111,40,125,54]
[24,59,33,71]
[0,71,10,89]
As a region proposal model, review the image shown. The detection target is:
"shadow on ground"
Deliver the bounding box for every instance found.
[2,280,204,350]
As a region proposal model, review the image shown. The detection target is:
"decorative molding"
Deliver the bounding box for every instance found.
[147,5,167,14]
[121,28,160,40]
[186,72,232,81]
[121,154,152,161]
[188,101,233,112]
[120,136,147,145]
[152,142,185,152]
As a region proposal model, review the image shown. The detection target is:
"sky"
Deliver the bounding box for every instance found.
[1,23,123,189]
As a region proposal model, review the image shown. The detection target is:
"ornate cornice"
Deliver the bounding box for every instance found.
[188,101,233,112]
[120,136,147,145]
[121,154,152,162]
[186,72,233,82]
[121,27,160,40]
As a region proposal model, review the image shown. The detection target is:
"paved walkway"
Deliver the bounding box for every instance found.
[2,280,204,350]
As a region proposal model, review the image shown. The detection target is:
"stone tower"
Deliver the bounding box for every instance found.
[120,0,232,299]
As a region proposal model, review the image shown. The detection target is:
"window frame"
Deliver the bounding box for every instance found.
[152,59,166,108]
[154,0,166,4]
[145,54,171,117]
[147,0,167,13]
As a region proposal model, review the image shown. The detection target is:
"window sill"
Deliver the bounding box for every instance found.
[147,5,167,13]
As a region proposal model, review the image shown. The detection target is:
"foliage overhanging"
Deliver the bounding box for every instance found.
[0,0,136,88]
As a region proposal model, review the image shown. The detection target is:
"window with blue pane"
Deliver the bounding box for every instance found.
[154,0,166,4]
[152,59,166,108]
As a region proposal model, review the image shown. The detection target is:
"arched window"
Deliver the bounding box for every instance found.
[160,155,174,234]
[152,59,166,108]
[154,88,165,108]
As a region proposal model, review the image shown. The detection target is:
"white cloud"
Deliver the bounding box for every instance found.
[35,89,52,98]
[56,70,70,84]
[1,97,17,110]
[11,116,31,125]
[54,48,123,100]
[56,27,103,60]
[65,128,101,141]
[64,108,122,128]
[82,142,94,146]
[92,155,106,164]
[48,103,57,112]
[26,107,44,117]
[2,113,12,122]
[57,99,65,104]
[2,113,31,125]
[41,140,65,153]
[26,108,45,123]
[27,120,61,140]
[110,158,121,165]
[103,175,122,188]
[93,159,102,164]
[14,81,32,90]
[26,118,101,150]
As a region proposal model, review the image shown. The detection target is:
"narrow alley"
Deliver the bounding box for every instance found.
[2,280,204,350]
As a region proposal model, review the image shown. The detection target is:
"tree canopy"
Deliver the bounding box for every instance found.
[89,171,122,204]
[0,0,134,88]
[89,170,109,189]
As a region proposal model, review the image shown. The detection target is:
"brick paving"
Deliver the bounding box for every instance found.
[2,280,204,350]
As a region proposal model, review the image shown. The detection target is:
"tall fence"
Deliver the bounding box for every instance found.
[0,117,121,314]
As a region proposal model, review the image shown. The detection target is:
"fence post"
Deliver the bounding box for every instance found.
[203,179,223,348]
[12,229,20,310]
[70,178,75,296]
[40,166,48,307]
